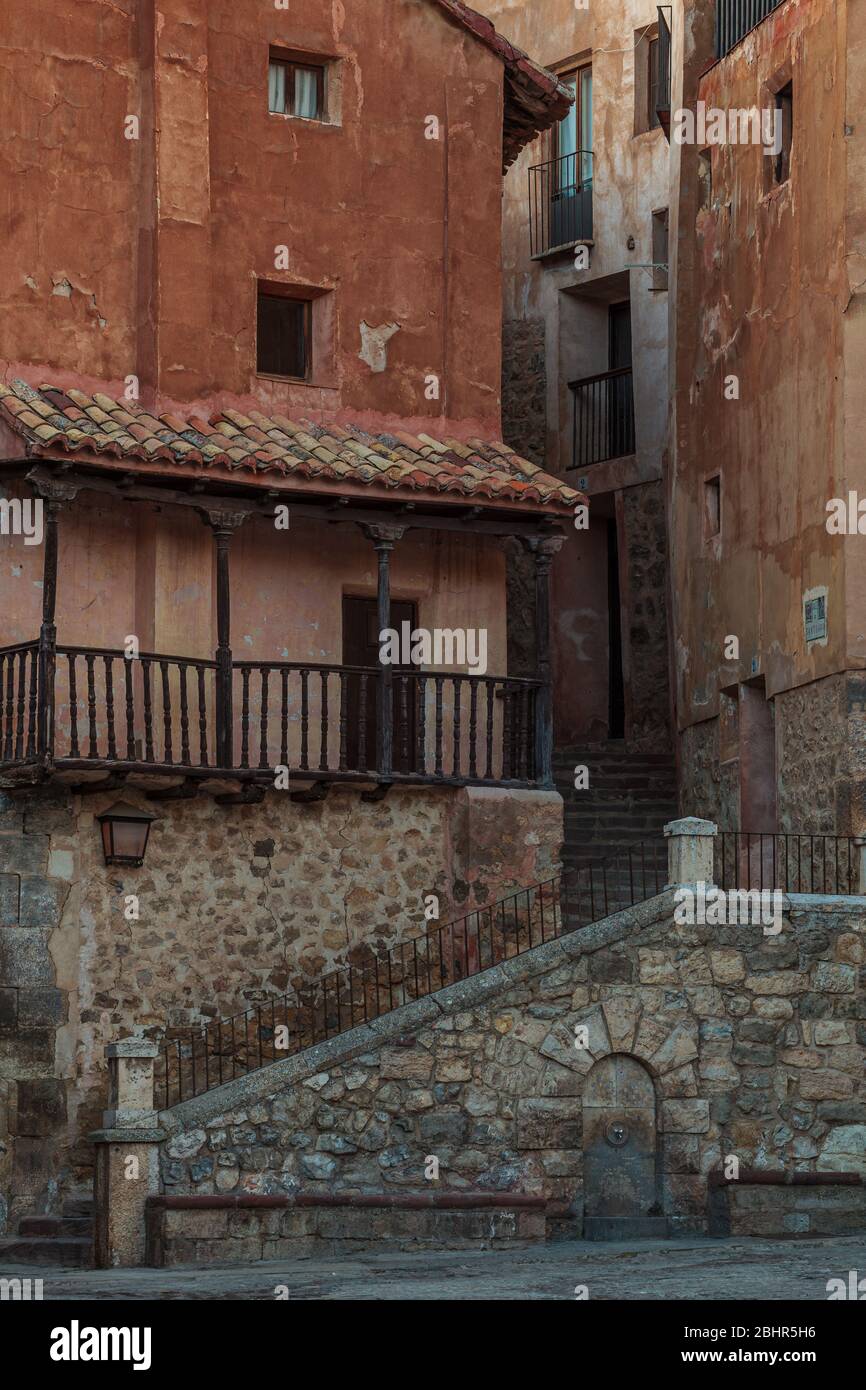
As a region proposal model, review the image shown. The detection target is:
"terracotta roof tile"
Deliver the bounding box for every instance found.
[0,379,580,514]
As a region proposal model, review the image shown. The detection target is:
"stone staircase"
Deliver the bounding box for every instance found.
[0,1194,93,1267]
[554,742,678,879]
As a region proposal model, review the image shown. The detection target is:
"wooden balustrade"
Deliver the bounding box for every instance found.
[0,641,40,764]
[0,642,547,788]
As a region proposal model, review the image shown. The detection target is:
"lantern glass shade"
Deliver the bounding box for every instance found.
[96,802,155,867]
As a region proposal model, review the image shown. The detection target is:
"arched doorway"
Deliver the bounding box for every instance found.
[582,1053,668,1240]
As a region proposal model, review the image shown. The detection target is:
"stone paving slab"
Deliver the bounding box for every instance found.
[1,1234,865,1300]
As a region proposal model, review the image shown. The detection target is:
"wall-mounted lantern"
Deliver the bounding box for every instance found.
[96,802,156,868]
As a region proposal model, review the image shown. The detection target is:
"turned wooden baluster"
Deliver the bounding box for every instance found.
[197,666,208,765]
[179,663,191,765]
[124,657,136,759]
[68,653,80,758]
[339,671,348,772]
[159,660,172,763]
[300,669,310,771]
[280,669,289,767]
[142,658,154,762]
[357,672,368,773]
[416,674,427,776]
[258,668,270,769]
[434,676,444,777]
[26,648,38,758]
[468,678,478,780]
[104,655,117,760]
[85,653,98,758]
[14,650,26,760]
[240,666,251,768]
[319,670,329,771]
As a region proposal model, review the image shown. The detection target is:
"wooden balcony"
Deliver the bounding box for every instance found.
[0,640,546,794]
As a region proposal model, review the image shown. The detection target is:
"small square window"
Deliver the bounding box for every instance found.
[268,58,325,121]
[704,475,721,539]
[257,292,311,379]
[652,208,669,291]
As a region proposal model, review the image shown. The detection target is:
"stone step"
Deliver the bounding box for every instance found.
[18,1215,92,1238]
[62,1196,93,1219]
[0,1236,92,1267]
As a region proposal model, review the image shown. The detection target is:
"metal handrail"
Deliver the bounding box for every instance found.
[155,836,668,1108]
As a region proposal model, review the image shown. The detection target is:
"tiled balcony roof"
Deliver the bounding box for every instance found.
[430,0,574,168]
[0,379,580,514]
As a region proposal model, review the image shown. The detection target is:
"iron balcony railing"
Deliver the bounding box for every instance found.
[0,640,547,790]
[715,831,859,897]
[716,0,786,59]
[568,366,636,468]
[528,151,593,257]
[156,838,668,1108]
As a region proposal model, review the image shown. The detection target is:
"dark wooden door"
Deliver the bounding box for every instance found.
[608,301,634,459]
[342,596,417,773]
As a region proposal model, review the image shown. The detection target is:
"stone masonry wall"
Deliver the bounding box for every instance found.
[679,717,737,828]
[622,482,672,752]
[159,890,866,1239]
[501,319,546,469]
[0,782,562,1227]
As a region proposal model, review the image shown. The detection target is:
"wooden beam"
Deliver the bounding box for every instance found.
[20,462,568,540]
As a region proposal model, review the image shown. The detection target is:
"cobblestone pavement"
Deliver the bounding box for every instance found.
[2,1235,865,1300]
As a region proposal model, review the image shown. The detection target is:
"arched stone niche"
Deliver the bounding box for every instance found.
[582,1053,668,1240]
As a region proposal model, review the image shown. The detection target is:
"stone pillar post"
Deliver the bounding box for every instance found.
[664,816,717,888]
[854,837,866,895]
[90,1039,165,1268]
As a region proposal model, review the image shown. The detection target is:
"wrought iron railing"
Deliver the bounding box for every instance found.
[715,831,859,897]
[156,838,668,1108]
[568,366,636,468]
[0,641,546,790]
[153,825,864,1107]
[528,151,593,256]
[716,0,787,59]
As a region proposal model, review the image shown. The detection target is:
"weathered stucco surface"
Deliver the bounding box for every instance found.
[158,890,866,1241]
[0,0,507,439]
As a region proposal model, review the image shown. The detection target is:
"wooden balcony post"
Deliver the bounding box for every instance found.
[525,533,564,788]
[361,523,404,779]
[199,507,250,769]
[27,470,80,765]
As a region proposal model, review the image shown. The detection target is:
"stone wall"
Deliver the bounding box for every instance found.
[501,319,546,469]
[622,482,672,752]
[680,672,866,835]
[0,781,563,1227]
[157,889,866,1243]
[776,675,851,834]
[679,717,738,828]
[0,790,77,1233]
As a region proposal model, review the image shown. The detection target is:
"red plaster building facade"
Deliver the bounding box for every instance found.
[669,0,866,837]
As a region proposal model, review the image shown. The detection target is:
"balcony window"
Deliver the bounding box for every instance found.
[529,62,593,255]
